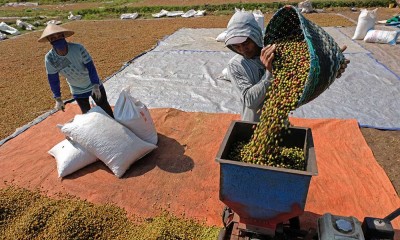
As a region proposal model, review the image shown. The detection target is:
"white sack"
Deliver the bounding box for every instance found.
[253,10,265,35]
[182,9,197,18]
[217,67,230,81]
[364,30,399,45]
[0,22,20,35]
[152,9,168,18]
[235,8,250,13]
[88,105,109,116]
[120,13,138,20]
[352,8,378,40]
[5,2,38,6]
[16,19,35,30]
[0,32,6,40]
[48,139,97,178]
[195,10,206,17]
[46,20,62,25]
[216,30,227,42]
[167,11,184,17]
[61,111,157,178]
[233,8,264,33]
[68,12,82,20]
[114,87,158,145]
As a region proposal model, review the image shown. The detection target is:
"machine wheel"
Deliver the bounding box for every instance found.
[222,206,234,228]
[217,228,227,240]
[289,216,300,230]
[219,206,234,240]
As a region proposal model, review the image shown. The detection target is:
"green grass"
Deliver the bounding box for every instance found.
[0,0,392,39]
[0,0,395,22]
[73,0,393,19]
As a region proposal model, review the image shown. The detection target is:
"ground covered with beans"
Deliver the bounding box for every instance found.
[0,3,399,238]
[0,185,219,240]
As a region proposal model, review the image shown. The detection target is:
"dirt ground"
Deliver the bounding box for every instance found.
[0,4,399,197]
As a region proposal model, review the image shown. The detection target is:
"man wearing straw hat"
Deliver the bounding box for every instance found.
[38,24,114,118]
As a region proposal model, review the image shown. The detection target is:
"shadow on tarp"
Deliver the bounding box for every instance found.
[63,161,112,180]
[125,134,194,177]
[62,133,194,180]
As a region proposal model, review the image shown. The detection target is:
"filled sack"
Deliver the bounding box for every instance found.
[114,87,158,145]
[88,105,110,116]
[48,139,97,178]
[253,10,265,34]
[352,8,378,40]
[364,29,399,45]
[216,30,227,42]
[60,111,157,178]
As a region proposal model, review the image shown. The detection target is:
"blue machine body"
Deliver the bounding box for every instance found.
[215,121,318,227]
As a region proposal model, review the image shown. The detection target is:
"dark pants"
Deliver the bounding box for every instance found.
[75,85,114,118]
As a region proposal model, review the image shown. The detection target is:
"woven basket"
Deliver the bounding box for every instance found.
[264,5,345,106]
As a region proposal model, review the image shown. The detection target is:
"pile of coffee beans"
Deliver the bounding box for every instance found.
[0,185,219,239]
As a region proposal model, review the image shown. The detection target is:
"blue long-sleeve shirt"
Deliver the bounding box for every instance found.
[47,61,100,98]
[45,43,100,98]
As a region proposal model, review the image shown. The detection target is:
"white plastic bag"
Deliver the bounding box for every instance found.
[46,20,62,25]
[252,10,265,34]
[182,9,197,18]
[48,139,97,178]
[16,19,35,30]
[167,11,184,17]
[88,105,110,116]
[68,11,82,20]
[364,30,399,45]
[114,87,158,145]
[0,22,20,35]
[0,32,7,41]
[61,111,157,178]
[352,8,378,40]
[217,67,230,81]
[216,30,227,42]
[298,0,314,13]
[195,10,206,17]
[152,9,168,18]
[233,8,264,34]
[120,13,138,20]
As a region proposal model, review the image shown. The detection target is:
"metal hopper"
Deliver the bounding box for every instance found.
[215,120,318,229]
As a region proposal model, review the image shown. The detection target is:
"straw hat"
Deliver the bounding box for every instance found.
[37,24,74,43]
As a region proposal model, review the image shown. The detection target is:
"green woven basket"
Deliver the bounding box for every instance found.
[264,5,345,106]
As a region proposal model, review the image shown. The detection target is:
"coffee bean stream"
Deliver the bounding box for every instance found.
[233,35,310,170]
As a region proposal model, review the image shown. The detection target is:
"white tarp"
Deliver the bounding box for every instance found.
[104,27,400,130]
[292,52,400,130]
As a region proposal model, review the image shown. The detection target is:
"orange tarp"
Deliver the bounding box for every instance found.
[0,104,399,232]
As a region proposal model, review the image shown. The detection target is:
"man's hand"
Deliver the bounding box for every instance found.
[55,97,65,112]
[92,84,101,100]
[260,44,276,73]
[337,45,350,78]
